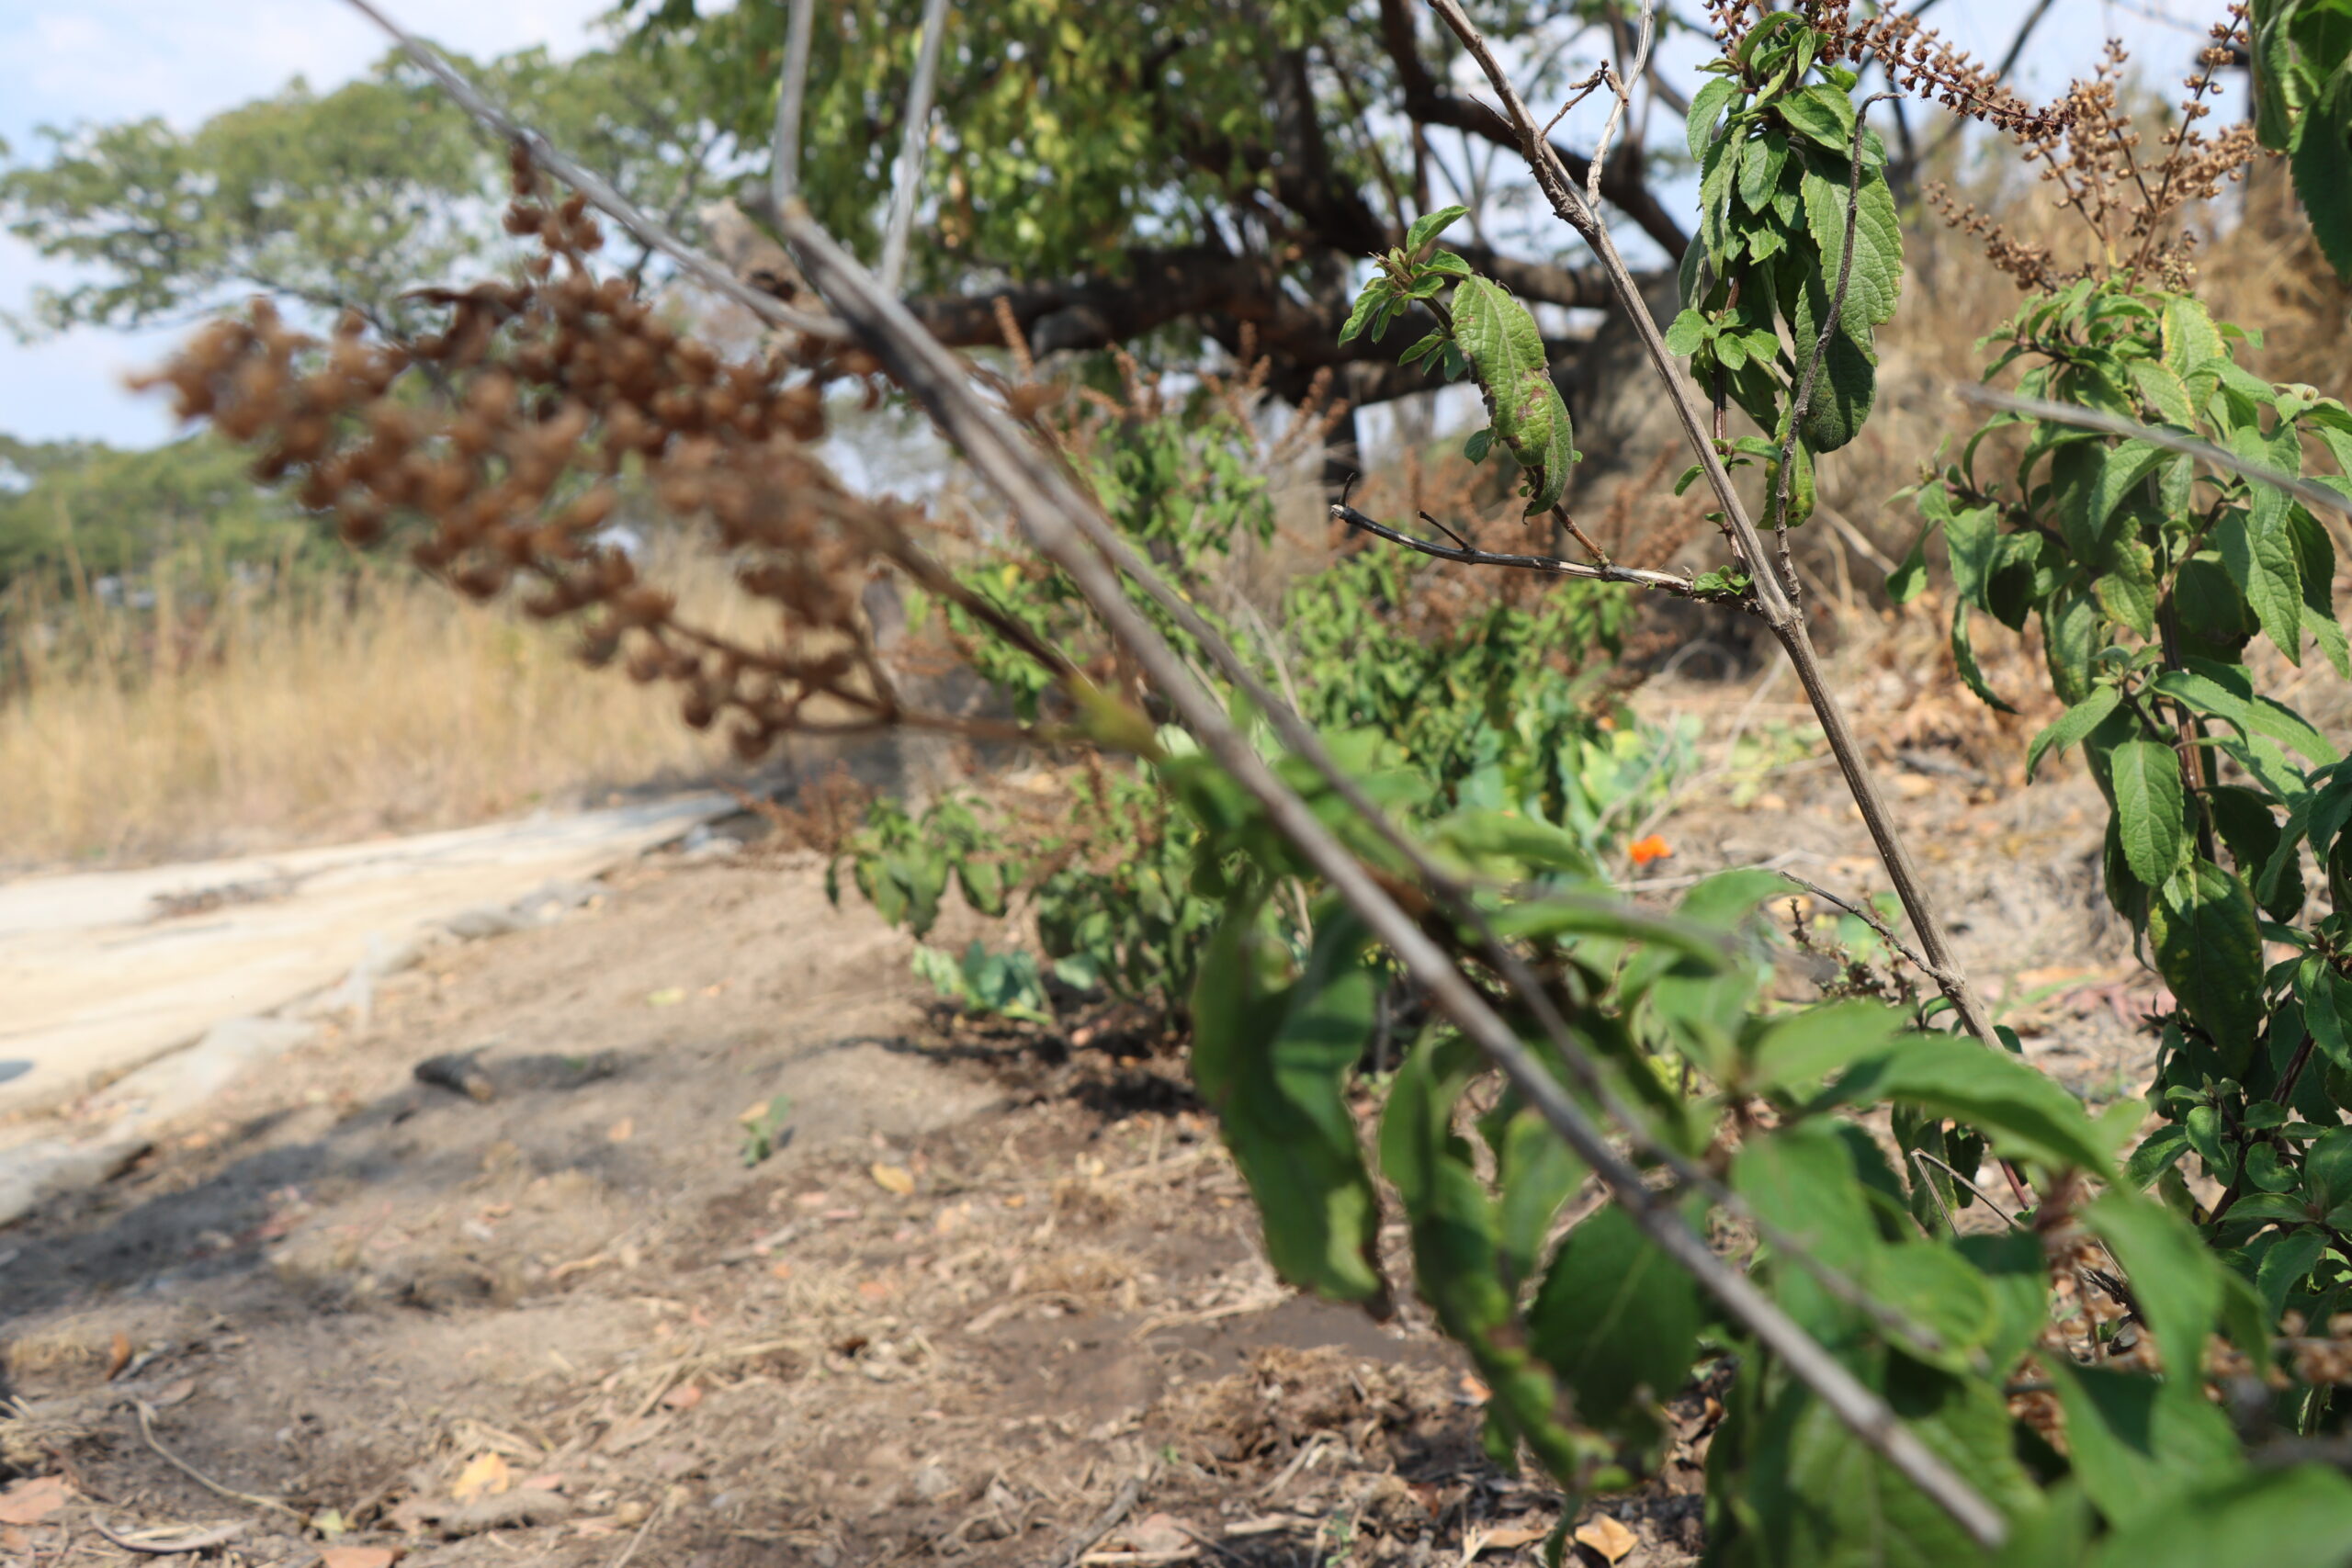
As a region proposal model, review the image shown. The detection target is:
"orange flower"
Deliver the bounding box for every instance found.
[1628,834,1672,867]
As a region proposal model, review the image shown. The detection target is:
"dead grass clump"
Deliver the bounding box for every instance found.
[1152,1346,1457,1469]
[1020,1245,1136,1300]
[0,553,753,868]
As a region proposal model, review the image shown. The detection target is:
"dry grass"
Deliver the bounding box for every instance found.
[0,546,758,869]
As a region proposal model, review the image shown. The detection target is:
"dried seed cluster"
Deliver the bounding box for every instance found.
[141,150,1038,761]
[1931,11,2260,290]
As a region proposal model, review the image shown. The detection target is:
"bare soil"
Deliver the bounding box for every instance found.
[0,666,2161,1568]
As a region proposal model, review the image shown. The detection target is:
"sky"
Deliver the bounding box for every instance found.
[0,0,2238,450]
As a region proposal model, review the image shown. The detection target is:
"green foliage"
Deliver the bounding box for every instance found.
[0,429,322,601]
[1342,213,1577,516]
[910,941,1052,1024]
[1670,18,1902,515]
[0,45,723,334]
[2253,0,2352,281]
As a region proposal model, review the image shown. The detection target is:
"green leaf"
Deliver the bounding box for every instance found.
[1737,126,1791,212]
[2089,1463,2352,1568]
[1405,204,1468,254]
[2209,784,2302,919]
[2109,739,2188,886]
[1795,326,1877,455]
[1687,75,1738,162]
[1191,897,1387,1306]
[1951,601,2018,713]
[956,854,1008,917]
[2293,62,2352,284]
[2084,1190,2223,1386]
[2219,505,2308,662]
[1741,1358,2041,1568]
[2043,589,2102,706]
[2303,1125,2352,1213]
[2027,687,2122,781]
[1864,1242,1998,1372]
[1831,1035,2115,1173]
[1747,999,1907,1093]
[2259,1228,2329,1325]
[1777,82,1858,152]
[1798,153,1902,334]
[2147,859,2266,1063]
[2289,503,2352,676]
[1528,1202,1702,1428]
[2054,1362,2242,1527]
[1451,275,1576,516]
[1339,278,1393,345]
[1940,495,2001,608]
[1463,425,1493,464]
[2093,536,2160,640]
[1382,1032,1581,1474]
[2153,663,2338,762]
[1733,1124,1875,1340]
[2130,359,2199,425]
[1489,1106,1584,1286]
[1663,307,1712,356]
[1884,518,1932,604]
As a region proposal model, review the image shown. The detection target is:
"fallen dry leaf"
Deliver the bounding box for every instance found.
[322,1548,398,1568]
[606,1118,634,1143]
[152,1378,198,1408]
[646,987,686,1008]
[661,1383,705,1412]
[0,1476,70,1526]
[869,1163,915,1196]
[1575,1514,1638,1563]
[450,1452,510,1501]
[1465,1523,1546,1557]
[105,1331,132,1381]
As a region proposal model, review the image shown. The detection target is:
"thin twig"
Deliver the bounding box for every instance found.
[1952,385,2352,525]
[341,0,843,339]
[1424,0,2001,1058]
[88,1518,251,1556]
[608,1491,669,1568]
[1586,0,1657,208]
[1906,1147,1962,1237]
[1911,1149,2026,1226]
[777,200,2009,1556]
[880,0,954,295]
[1783,874,1934,980]
[770,0,818,213]
[1054,1466,1152,1568]
[131,1401,303,1521]
[1331,502,1698,594]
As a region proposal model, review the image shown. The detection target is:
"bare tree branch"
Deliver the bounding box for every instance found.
[1954,385,2352,525]
[880,0,953,294]
[771,0,818,213]
[1332,499,1698,594]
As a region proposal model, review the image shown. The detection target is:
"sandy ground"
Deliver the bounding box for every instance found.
[0,796,730,1123]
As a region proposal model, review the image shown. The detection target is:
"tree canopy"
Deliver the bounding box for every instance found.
[1,43,732,339]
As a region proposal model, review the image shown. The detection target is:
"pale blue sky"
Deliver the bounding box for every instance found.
[0,0,2236,449]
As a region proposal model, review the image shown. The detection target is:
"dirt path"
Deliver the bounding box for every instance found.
[0,795,729,1123]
